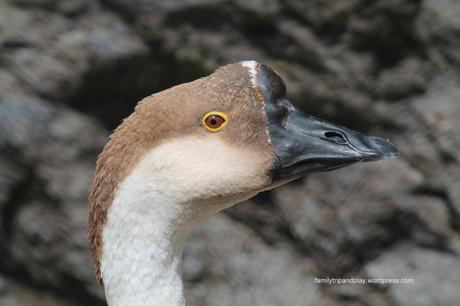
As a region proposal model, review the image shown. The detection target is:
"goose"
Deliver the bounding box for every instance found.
[88,60,399,306]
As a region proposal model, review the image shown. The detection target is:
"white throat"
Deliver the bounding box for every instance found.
[100,136,269,306]
[102,170,189,306]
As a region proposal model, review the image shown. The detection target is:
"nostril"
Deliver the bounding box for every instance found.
[324,131,348,144]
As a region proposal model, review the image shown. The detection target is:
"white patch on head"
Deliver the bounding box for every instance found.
[240,60,258,87]
[101,135,270,306]
[266,129,272,144]
[240,60,272,145]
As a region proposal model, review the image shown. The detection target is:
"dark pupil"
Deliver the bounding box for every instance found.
[210,118,218,126]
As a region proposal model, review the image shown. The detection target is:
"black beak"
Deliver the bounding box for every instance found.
[268,99,399,181]
[244,62,399,181]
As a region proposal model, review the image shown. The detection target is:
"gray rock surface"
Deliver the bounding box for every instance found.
[0,0,459,305]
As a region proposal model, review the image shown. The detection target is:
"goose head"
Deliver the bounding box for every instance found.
[88,60,398,306]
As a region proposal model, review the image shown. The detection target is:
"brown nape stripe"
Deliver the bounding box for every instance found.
[88,112,151,283]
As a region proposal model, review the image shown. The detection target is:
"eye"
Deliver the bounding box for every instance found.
[202,112,228,132]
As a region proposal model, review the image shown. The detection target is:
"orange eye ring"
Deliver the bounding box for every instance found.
[202,112,228,132]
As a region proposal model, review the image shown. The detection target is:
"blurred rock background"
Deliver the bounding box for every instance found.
[1,0,460,305]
